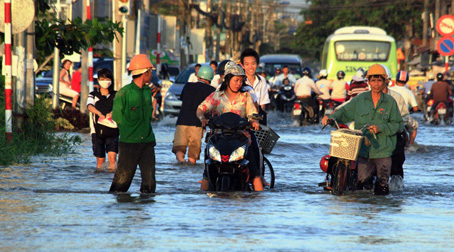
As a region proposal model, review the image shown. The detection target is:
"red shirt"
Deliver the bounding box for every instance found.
[71,71,81,93]
[430,81,450,104]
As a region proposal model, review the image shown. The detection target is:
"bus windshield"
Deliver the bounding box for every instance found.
[335,41,390,62]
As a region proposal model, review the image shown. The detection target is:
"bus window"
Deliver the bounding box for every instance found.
[335,41,390,62]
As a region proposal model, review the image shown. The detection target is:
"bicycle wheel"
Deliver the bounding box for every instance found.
[331,161,347,195]
[263,156,275,189]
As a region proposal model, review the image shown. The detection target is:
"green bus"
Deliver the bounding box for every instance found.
[321,26,397,82]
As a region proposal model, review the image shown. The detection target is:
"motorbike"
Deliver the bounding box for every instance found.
[318,99,336,119]
[425,98,453,125]
[318,119,374,195]
[292,97,317,126]
[276,84,296,112]
[204,113,274,192]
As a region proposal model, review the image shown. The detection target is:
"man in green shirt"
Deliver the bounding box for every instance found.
[109,54,157,193]
[322,64,403,195]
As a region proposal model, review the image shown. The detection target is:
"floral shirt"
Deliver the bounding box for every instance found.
[198,90,258,118]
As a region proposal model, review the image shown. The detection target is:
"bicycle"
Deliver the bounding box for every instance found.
[319,119,375,195]
[252,124,279,189]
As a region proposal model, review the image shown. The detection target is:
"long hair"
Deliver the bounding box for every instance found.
[219,74,246,93]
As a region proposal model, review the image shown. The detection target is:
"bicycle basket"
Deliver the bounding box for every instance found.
[329,129,363,161]
[253,125,280,154]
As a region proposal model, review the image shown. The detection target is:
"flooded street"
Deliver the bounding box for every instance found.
[1,112,454,251]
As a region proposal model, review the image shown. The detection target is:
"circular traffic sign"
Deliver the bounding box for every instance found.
[436,15,454,36]
[437,37,454,56]
[0,0,35,34]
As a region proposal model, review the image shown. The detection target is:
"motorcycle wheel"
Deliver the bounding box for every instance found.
[263,156,275,189]
[331,162,350,196]
[306,106,315,124]
[217,175,231,192]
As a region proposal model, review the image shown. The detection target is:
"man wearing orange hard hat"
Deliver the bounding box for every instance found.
[322,64,402,195]
[109,54,157,193]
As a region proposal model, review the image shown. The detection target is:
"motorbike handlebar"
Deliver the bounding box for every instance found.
[322,119,377,139]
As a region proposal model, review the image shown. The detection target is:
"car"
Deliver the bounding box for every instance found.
[35,70,54,94]
[163,63,210,117]
[260,54,303,77]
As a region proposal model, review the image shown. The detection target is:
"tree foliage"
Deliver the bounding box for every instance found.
[293,0,424,60]
[34,0,123,64]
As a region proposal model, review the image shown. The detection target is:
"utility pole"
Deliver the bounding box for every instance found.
[215,0,222,61]
[225,0,231,59]
[206,0,213,61]
[52,1,61,110]
[435,0,440,52]
[422,0,429,47]
[234,0,240,56]
[249,0,254,50]
[14,32,26,129]
[179,0,189,69]
[26,17,35,107]
[81,0,88,113]
[113,0,122,91]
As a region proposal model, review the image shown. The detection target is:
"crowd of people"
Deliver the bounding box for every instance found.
[79,47,452,196]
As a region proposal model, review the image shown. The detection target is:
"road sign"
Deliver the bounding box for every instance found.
[0,0,34,34]
[437,37,454,56]
[436,15,454,36]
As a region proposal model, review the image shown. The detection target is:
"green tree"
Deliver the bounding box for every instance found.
[34,0,123,65]
[293,0,424,60]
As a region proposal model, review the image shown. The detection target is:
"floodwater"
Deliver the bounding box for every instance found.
[1,112,454,251]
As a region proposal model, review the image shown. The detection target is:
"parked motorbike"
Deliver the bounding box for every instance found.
[204,113,272,192]
[276,84,296,112]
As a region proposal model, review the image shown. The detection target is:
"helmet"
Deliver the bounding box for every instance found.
[197,65,214,81]
[366,64,387,79]
[337,70,346,80]
[319,69,328,78]
[379,64,392,85]
[396,70,409,83]
[224,64,246,77]
[436,72,444,81]
[427,72,435,80]
[302,67,311,77]
[319,155,330,173]
[129,54,154,75]
[216,60,235,75]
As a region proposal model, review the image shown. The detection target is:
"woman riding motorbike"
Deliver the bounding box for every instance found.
[196,64,264,191]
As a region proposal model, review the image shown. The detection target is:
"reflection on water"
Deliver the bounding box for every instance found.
[1,112,454,250]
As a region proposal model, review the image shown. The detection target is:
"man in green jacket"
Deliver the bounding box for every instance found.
[322,64,403,195]
[109,54,157,193]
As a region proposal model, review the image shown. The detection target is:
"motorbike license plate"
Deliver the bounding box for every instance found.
[293,109,301,116]
[438,108,447,115]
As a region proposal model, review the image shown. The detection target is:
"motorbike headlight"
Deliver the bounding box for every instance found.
[165,91,177,101]
[209,146,221,162]
[229,145,246,162]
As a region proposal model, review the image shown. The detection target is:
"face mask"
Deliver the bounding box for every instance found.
[98,80,111,89]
